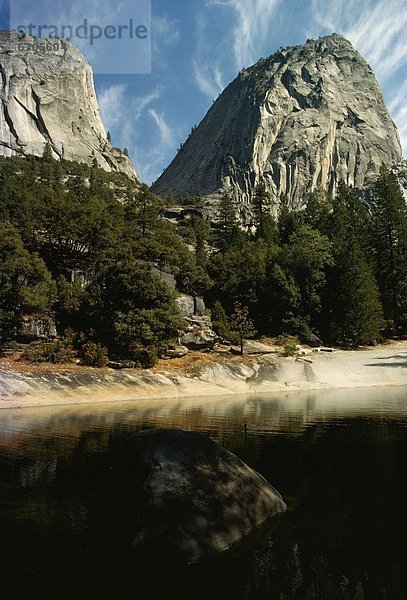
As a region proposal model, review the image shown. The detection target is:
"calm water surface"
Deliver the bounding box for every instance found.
[0,387,406,600]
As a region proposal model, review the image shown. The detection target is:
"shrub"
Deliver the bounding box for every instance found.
[1,340,19,351]
[276,334,299,357]
[21,339,76,364]
[131,345,158,369]
[79,342,109,367]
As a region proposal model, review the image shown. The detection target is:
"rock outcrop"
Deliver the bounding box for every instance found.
[114,428,287,563]
[152,34,402,214]
[176,293,218,349]
[0,30,137,178]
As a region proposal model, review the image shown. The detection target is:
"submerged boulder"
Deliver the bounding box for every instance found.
[114,428,287,564]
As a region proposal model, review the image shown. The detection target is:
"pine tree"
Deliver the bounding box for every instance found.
[210,300,231,340]
[230,301,256,355]
[215,192,240,250]
[371,168,407,333]
[40,142,55,186]
[281,224,333,330]
[329,181,370,253]
[303,190,331,233]
[0,223,56,342]
[42,141,53,162]
[252,184,275,241]
[190,214,210,267]
[131,185,163,238]
[331,242,384,346]
[325,183,384,345]
[277,194,299,245]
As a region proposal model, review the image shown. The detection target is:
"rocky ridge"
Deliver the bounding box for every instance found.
[0,30,137,178]
[152,34,403,214]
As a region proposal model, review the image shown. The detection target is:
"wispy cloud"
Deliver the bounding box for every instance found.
[135,108,179,183]
[148,109,174,148]
[388,80,407,156]
[310,0,407,156]
[153,15,180,49]
[99,83,163,147]
[98,84,177,182]
[192,11,224,99]
[152,14,180,71]
[98,84,127,132]
[310,0,407,80]
[206,0,281,69]
[193,0,281,99]
[193,59,225,98]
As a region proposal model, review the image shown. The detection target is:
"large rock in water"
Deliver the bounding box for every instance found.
[0,30,137,178]
[115,429,286,563]
[152,34,402,213]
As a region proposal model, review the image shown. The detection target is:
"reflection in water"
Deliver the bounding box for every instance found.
[0,387,406,599]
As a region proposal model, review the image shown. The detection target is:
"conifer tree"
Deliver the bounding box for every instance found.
[230,301,256,355]
[277,194,299,245]
[215,192,240,250]
[253,184,275,241]
[303,190,331,233]
[330,242,384,345]
[371,168,407,333]
[326,183,384,345]
[42,141,53,162]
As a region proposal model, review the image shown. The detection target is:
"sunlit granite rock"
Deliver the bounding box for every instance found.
[152,34,402,214]
[0,30,137,178]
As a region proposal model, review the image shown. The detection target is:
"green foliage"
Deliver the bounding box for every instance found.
[330,244,384,346]
[210,300,237,341]
[370,168,407,333]
[208,238,268,312]
[0,223,56,343]
[303,190,331,233]
[42,141,53,162]
[329,181,370,253]
[277,334,299,356]
[210,300,229,337]
[0,152,403,362]
[215,192,242,250]
[0,155,206,363]
[85,260,184,364]
[21,338,76,364]
[125,184,164,238]
[253,185,276,241]
[79,341,109,367]
[277,195,300,245]
[229,301,256,354]
[187,214,211,267]
[281,224,333,324]
[326,184,384,345]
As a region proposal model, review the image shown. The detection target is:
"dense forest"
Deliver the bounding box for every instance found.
[0,146,406,367]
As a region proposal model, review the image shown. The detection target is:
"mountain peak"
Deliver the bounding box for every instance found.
[152,34,401,209]
[0,30,137,179]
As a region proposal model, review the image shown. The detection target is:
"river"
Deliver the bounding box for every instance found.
[1,386,406,599]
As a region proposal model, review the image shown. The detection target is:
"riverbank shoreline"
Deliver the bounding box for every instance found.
[0,341,406,410]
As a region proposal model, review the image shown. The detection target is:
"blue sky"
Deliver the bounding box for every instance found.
[1,0,406,184]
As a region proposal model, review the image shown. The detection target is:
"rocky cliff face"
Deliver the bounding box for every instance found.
[152,34,402,212]
[0,30,137,178]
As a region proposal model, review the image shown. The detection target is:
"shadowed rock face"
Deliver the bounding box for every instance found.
[152,34,402,213]
[114,428,287,564]
[0,30,137,179]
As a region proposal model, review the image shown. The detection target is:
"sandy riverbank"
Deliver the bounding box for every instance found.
[0,341,406,410]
